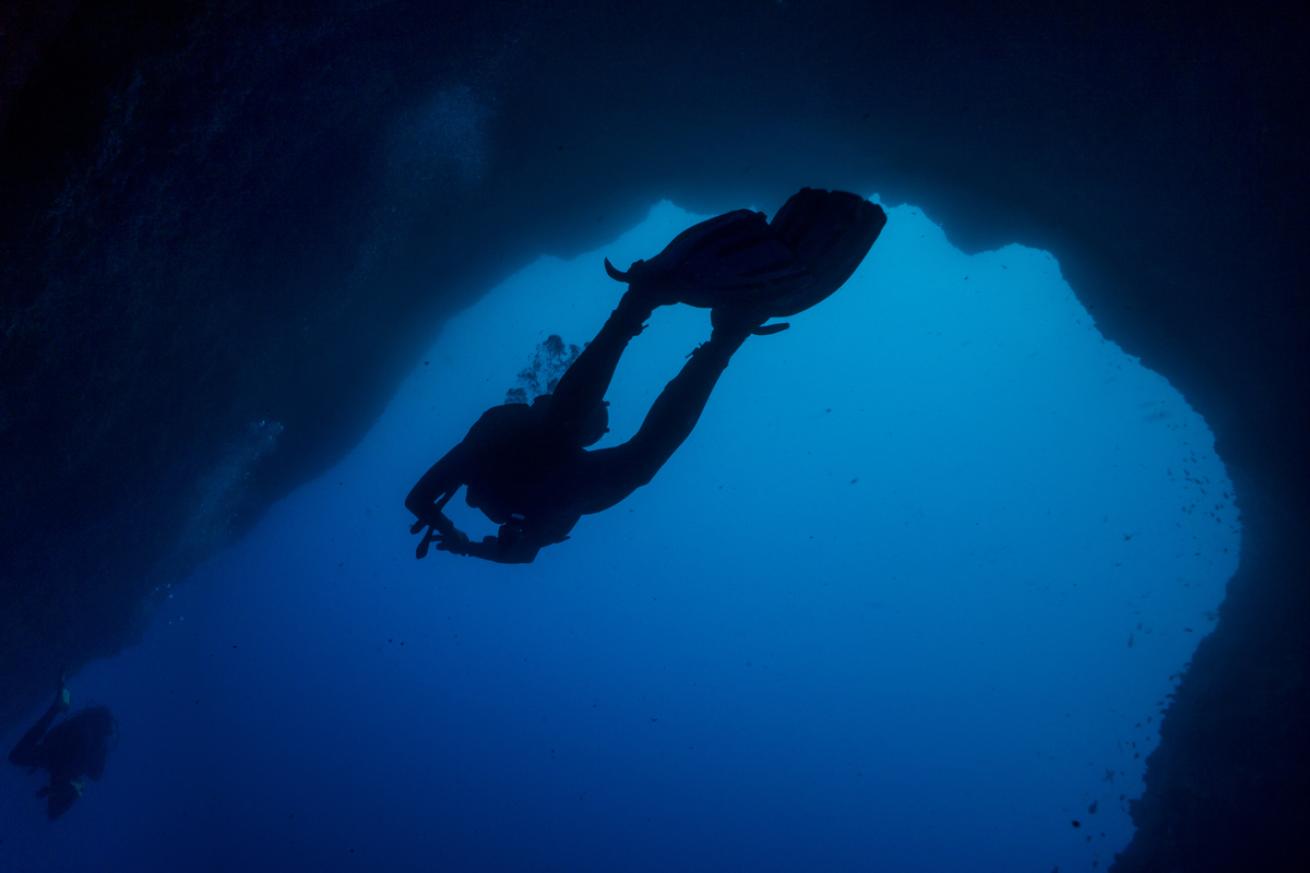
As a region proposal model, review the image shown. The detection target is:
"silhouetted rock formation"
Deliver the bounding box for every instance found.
[2,3,1306,868]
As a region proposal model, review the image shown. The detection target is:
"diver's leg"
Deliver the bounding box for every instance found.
[548,291,657,428]
[571,321,752,513]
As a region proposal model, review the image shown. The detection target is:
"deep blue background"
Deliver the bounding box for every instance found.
[1,201,1238,872]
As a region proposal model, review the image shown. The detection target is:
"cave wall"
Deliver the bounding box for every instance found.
[2,2,1306,869]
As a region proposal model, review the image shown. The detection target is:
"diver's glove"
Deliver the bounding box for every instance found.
[434,528,472,556]
[413,525,470,559]
[413,525,436,559]
[411,507,464,559]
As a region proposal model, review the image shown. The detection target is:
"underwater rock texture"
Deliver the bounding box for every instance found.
[1,2,1305,869]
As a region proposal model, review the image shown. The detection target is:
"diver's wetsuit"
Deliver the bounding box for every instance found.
[407,188,886,564]
[9,695,114,820]
[406,289,751,563]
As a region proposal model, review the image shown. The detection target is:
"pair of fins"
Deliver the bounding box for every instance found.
[605,188,886,332]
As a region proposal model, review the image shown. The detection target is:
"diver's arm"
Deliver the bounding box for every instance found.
[8,702,60,768]
[405,441,471,532]
[407,443,475,560]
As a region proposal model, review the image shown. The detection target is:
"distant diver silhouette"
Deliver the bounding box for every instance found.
[406,188,886,563]
[8,675,116,820]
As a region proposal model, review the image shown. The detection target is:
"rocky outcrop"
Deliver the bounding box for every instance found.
[2,3,1305,868]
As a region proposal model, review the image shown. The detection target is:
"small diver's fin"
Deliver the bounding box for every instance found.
[603,257,630,283]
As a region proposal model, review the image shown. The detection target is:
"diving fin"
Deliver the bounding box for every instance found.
[605,209,806,308]
[760,188,886,318]
[607,189,884,323]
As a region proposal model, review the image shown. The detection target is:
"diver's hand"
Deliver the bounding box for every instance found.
[414,525,467,559]
[412,507,461,559]
[414,525,436,559]
[435,528,471,556]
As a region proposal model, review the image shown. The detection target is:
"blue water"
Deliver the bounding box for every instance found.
[1,201,1239,872]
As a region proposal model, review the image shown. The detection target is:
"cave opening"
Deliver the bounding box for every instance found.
[0,199,1240,873]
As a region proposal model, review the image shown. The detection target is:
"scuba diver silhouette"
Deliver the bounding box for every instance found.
[406,188,885,564]
[8,676,116,820]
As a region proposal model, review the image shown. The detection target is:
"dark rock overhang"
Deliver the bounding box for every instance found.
[2,3,1306,869]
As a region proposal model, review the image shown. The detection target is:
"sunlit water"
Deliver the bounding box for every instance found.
[1,201,1239,872]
